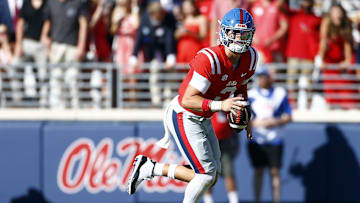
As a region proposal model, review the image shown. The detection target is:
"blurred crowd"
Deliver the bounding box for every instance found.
[0,0,360,109]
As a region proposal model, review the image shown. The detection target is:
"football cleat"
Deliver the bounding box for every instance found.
[127,155,155,195]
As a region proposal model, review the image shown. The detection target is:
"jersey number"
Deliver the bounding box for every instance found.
[214,86,237,101]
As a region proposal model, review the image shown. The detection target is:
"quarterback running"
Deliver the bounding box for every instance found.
[127,8,258,203]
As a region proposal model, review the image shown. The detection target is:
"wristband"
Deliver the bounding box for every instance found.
[210,101,222,112]
[202,99,211,113]
[167,164,177,179]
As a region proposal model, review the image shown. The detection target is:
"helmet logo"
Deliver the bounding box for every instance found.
[235,24,247,28]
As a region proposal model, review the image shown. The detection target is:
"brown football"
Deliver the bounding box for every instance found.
[227,101,251,130]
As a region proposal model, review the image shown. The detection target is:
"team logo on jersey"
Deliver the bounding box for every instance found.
[221,74,228,81]
[241,72,247,77]
[226,81,237,86]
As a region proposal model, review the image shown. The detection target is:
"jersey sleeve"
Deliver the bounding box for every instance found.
[189,52,212,79]
[188,52,213,94]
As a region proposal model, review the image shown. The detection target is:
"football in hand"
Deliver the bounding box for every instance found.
[227,101,251,130]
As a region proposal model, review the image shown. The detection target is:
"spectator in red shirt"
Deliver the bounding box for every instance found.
[317,4,358,109]
[250,0,288,63]
[203,112,240,203]
[175,0,207,63]
[285,0,321,107]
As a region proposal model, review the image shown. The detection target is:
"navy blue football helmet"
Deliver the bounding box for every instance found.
[219,8,255,53]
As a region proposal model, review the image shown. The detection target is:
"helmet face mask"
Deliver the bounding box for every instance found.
[219,8,255,54]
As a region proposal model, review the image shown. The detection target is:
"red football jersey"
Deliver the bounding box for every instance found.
[178,45,258,118]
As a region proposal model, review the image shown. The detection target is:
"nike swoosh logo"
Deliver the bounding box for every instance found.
[241,73,247,77]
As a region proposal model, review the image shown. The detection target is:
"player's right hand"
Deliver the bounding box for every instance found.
[221,96,245,115]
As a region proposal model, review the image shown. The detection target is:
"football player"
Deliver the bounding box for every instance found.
[128,8,258,203]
